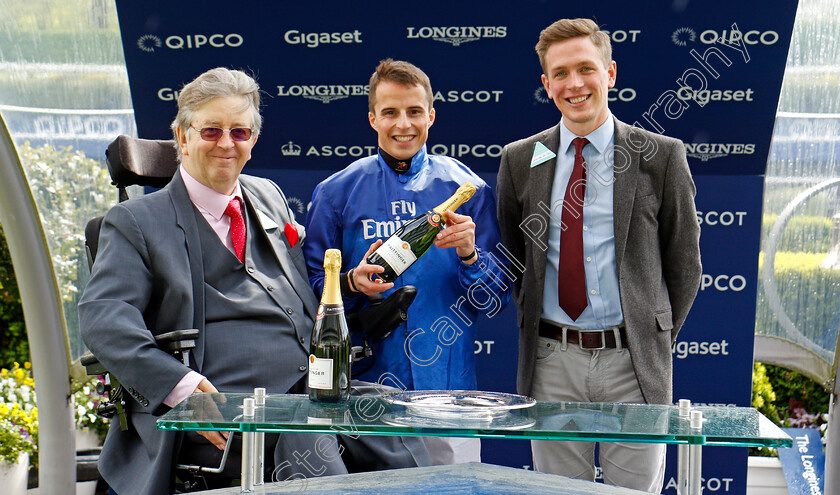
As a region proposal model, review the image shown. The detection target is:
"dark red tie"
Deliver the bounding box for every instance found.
[558,137,589,321]
[224,197,246,263]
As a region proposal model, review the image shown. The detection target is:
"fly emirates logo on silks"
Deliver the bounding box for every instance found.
[361,201,417,240]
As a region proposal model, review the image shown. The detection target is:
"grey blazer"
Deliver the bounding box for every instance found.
[496,117,702,405]
[79,171,317,494]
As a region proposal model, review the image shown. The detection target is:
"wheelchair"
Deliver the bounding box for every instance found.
[80,135,416,491]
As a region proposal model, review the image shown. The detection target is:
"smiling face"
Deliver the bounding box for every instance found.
[541,36,617,136]
[176,95,258,195]
[368,81,435,161]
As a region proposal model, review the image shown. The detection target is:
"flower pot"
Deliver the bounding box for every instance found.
[75,428,101,451]
[0,452,29,495]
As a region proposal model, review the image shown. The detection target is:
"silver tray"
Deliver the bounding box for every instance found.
[380,390,536,419]
[381,411,536,429]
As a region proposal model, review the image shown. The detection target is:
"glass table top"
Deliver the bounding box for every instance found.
[158,393,792,448]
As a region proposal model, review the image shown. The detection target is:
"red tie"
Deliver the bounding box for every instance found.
[224,197,246,263]
[558,137,589,321]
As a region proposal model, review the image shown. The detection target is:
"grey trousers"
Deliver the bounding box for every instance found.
[530,336,666,494]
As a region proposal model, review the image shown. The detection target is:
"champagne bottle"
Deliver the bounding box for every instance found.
[366,182,476,283]
[309,249,351,402]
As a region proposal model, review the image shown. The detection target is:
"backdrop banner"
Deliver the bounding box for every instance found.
[115,1,798,492]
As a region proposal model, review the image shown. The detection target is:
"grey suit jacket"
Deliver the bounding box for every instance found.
[79,170,317,494]
[496,117,702,405]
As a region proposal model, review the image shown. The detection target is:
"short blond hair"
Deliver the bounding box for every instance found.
[535,18,612,73]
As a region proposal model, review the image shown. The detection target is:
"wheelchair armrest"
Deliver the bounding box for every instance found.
[155,329,200,355]
[80,329,200,378]
[80,352,108,376]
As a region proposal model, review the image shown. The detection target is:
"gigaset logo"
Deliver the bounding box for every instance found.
[137,33,243,51]
[283,30,363,48]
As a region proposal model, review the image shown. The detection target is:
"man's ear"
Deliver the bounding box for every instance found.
[368,112,377,131]
[176,127,189,156]
[428,108,435,128]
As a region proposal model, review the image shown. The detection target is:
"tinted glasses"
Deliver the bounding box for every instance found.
[190,126,253,142]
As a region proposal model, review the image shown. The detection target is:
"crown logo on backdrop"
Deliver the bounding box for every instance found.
[281,141,302,156]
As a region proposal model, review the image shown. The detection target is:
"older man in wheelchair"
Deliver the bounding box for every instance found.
[78,67,429,494]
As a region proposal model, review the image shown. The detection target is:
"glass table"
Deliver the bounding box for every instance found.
[158,392,792,494]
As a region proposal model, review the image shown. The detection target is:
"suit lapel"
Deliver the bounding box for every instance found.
[166,171,207,371]
[612,119,640,274]
[531,123,563,285]
[241,185,319,320]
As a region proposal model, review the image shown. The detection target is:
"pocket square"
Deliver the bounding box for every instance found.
[255,209,279,230]
[284,223,299,247]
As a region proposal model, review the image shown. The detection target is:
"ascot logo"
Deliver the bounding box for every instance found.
[434,90,504,103]
[671,26,779,46]
[600,29,641,43]
[277,84,369,103]
[281,141,302,156]
[282,140,378,158]
[684,142,755,161]
[406,26,507,46]
[137,34,162,53]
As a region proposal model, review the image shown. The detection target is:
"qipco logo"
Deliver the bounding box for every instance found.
[700,29,779,45]
[701,274,747,292]
[164,33,244,50]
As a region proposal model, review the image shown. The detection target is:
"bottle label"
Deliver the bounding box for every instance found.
[427,213,442,227]
[375,234,417,276]
[316,304,344,320]
[308,355,333,390]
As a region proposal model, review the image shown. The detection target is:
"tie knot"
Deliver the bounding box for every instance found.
[224,197,242,220]
[572,137,589,155]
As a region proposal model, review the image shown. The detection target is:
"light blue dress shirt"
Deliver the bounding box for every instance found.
[541,115,625,330]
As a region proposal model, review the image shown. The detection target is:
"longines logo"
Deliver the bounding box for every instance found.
[281,140,377,158]
[671,26,779,46]
[684,142,755,161]
[406,26,506,46]
[277,84,369,103]
[137,33,243,51]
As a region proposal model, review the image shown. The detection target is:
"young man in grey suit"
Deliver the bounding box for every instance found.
[79,67,427,494]
[496,18,702,493]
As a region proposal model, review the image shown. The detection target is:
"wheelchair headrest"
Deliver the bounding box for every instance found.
[105,135,179,189]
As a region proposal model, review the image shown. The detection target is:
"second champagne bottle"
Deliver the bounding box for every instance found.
[309,249,351,402]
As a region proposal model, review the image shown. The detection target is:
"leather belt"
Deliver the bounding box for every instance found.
[539,320,627,350]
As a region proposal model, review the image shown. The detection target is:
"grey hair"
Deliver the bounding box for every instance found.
[170,67,262,159]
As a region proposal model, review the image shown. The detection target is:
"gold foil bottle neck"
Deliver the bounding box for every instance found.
[433,182,477,219]
[321,249,342,305]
